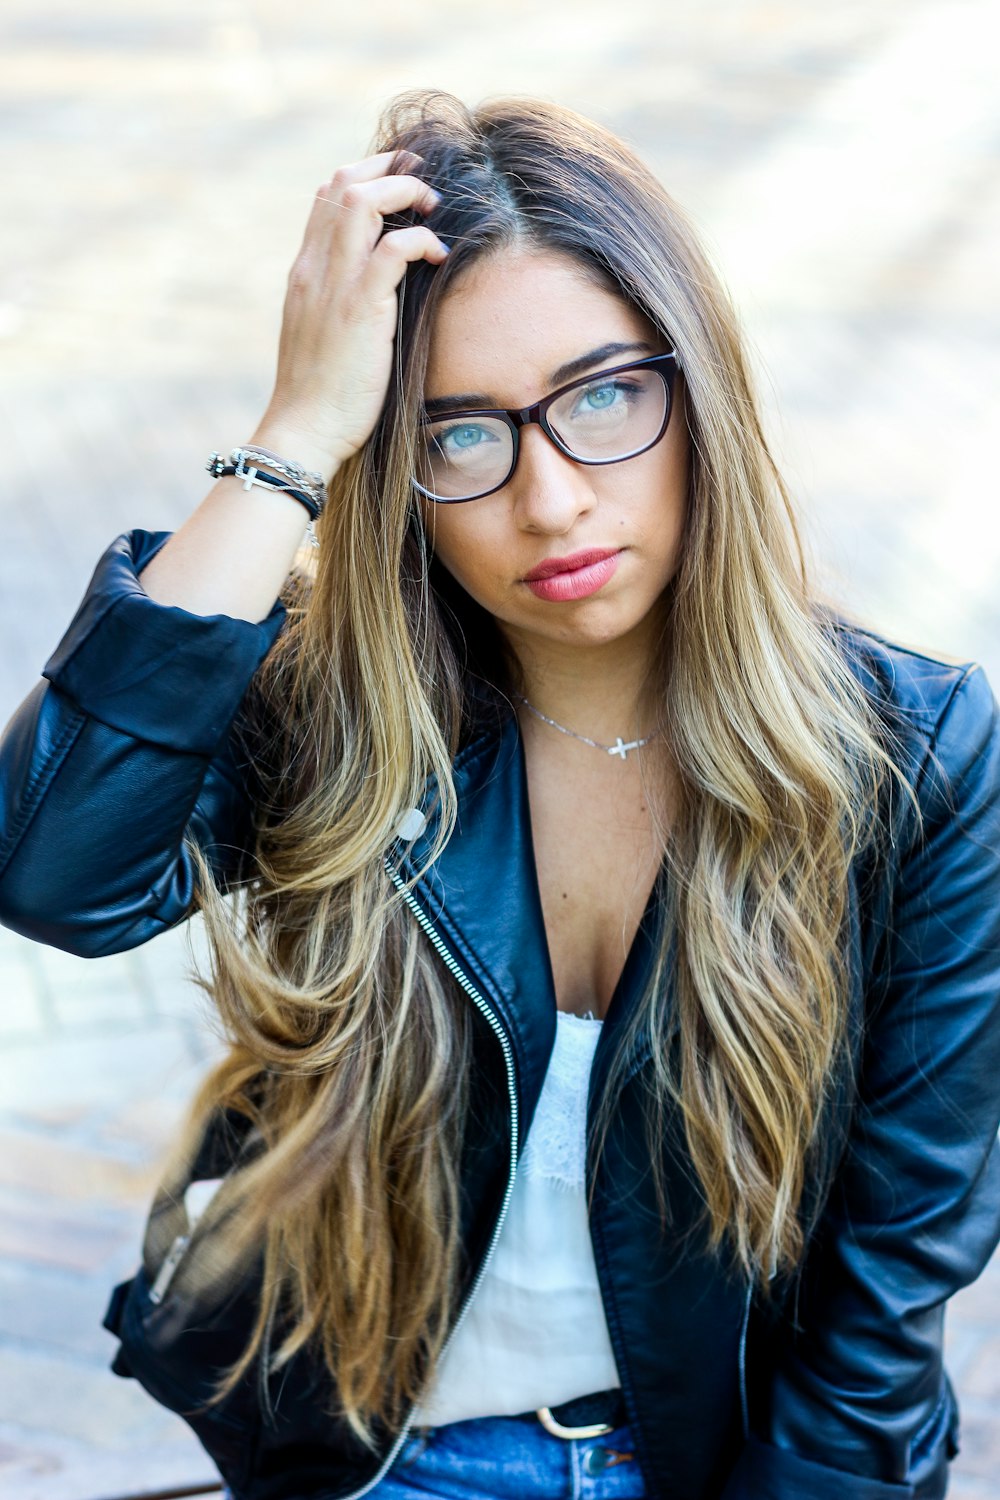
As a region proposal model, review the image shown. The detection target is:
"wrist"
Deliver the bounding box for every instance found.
[249,414,346,484]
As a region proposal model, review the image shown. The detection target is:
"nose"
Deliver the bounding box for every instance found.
[509,423,596,534]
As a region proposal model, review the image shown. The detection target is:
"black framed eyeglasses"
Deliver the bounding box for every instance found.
[413,351,680,504]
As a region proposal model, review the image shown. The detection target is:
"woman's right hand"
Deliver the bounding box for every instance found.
[250,152,448,480]
[137,155,446,622]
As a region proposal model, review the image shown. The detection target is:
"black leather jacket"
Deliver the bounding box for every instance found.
[1,529,999,1500]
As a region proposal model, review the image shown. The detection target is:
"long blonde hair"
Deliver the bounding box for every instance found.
[173,90,902,1446]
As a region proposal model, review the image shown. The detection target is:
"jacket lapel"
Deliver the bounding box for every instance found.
[395,714,558,1142]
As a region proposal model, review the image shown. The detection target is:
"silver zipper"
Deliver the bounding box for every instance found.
[738,1277,753,1441]
[334,861,521,1500]
[148,1234,191,1305]
[148,1178,226,1305]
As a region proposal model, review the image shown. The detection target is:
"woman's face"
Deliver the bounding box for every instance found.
[421,246,689,662]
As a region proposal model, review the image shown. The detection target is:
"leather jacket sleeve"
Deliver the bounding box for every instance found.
[0,529,287,956]
[724,662,1000,1500]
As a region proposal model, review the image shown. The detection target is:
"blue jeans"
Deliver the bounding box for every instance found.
[371,1415,647,1498]
[221,1415,647,1498]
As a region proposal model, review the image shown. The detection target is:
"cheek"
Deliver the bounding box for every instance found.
[643,438,690,554]
[425,508,505,600]
[618,453,687,544]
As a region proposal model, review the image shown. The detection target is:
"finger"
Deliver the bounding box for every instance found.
[314,157,434,222]
[295,155,422,254]
[318,151,402,188]
[317,174,442,261]
[333,173,440,221]
[357,225,450,305]
[336,148,426,183]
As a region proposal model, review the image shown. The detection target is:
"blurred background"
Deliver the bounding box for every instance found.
[0,0,997,1495]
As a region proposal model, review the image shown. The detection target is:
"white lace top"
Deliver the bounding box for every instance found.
[411,1010,621,1426]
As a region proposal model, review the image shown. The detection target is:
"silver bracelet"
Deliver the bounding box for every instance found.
[207,445,327,521]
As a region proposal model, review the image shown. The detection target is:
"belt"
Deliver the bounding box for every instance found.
[521,1387,627,1440]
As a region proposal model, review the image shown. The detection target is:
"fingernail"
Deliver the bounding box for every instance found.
[437,238,451,255]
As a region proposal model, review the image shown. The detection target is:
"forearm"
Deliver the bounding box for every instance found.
[137,160,448,625]
[136,421,336,623]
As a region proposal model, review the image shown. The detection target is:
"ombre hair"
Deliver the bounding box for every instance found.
[173,90,905,1447]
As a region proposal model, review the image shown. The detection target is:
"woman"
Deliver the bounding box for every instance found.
[0,91,998,1500]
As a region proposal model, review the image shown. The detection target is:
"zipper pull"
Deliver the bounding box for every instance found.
[148,1234,191,1304]
[147,1177,224,1306]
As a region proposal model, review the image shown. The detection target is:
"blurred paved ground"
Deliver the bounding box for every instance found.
[0,1,997,1496]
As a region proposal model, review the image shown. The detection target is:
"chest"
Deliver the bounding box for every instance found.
[523,741,666,1020]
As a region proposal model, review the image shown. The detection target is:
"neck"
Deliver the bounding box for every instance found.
[501,614,663,744]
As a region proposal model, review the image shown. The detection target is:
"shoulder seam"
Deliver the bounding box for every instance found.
[913,665,981,806]
[837,620,978,674]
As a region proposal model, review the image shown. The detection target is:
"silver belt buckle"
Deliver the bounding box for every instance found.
[535,1405,614,1440]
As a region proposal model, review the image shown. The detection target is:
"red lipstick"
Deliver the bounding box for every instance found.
[523,548,622,602]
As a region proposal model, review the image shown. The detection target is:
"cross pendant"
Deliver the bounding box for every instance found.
[608,737,642,760]
[241,465,259,492]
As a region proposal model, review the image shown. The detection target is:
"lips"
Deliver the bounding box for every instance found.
[522,548,623,603]
[523,548,621,581]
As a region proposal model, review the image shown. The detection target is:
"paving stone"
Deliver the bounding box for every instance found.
[49,979,149,1033]
[0,1025,213,1121]
[0,1339,215,1451]
[0,951,50,1040]
[950,1394,1000,1484]
[0,1127,159,1206]
[950,1480,999,1500]
[128,915,219,1026]
[97,1084,216,1164]
[0,1422,217,1500]
[0,1186,133,1275]
[0,1260,135,1363]
[958,1333,1000,1403]
[942,1316,987,1386]
[948,1256,1000,1335]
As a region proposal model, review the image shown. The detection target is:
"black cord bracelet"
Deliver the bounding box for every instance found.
[211,463,322,522]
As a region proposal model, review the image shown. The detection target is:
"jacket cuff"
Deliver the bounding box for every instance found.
[42,530,287,758]
[722,1435,914,1499]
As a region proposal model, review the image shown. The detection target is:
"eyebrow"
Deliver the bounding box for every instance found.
[422,341,656,418]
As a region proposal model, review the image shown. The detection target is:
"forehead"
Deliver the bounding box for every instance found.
[425,246,657,406]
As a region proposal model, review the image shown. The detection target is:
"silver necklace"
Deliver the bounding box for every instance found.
[515,694,656,762]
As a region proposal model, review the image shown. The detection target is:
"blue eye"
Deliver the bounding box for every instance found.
[453,425,486,449]
[581,383,619,410]
[568,379,642,421]
[434,422,500,456]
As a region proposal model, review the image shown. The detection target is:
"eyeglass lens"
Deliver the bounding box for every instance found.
[416,365,669,502]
